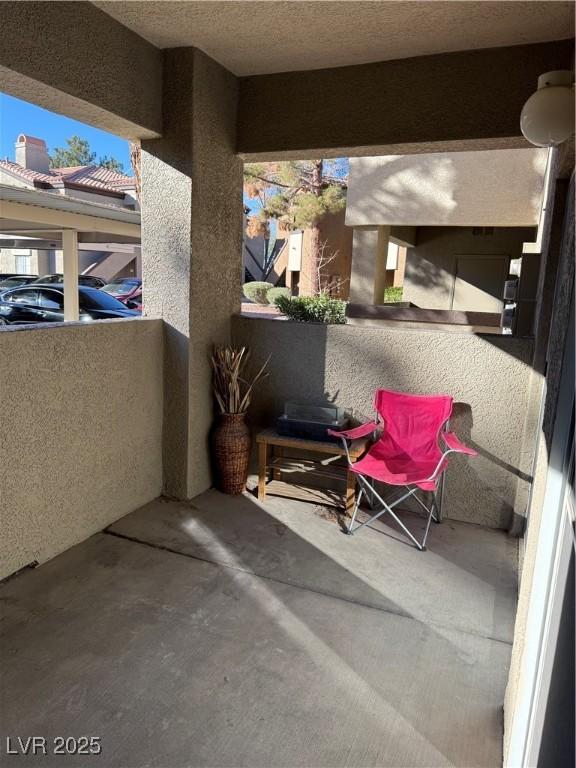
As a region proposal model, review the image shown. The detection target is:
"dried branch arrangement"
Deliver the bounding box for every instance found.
[211,345,269,414]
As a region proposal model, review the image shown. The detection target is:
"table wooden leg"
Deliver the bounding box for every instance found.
[345,469,356,515]
[273,446,282,480]
[258,441,268,500]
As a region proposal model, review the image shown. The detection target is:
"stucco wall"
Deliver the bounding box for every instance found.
[403,226,537,310]
[315,209,353,298]
[142,49,242,500]
[297,209,353,297]
[232,316,535,530]
[346,149,547,227]
[238,41,573,159]
[0,319,163,580]
[0,1,162,139]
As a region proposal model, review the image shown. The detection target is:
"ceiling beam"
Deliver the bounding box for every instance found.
[0,1,162,139]
[237,40,574,159]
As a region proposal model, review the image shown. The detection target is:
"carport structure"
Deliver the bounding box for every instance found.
[0,184,140,318]
[0,3,574,767]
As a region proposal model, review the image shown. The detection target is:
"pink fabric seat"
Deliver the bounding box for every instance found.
[328,388,477,549]
[350,390,454,491]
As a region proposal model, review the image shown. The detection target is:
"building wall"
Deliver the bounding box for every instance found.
[0,168,32,188]
[349,227,407,303]
[288,209,353,297]
[346,149,547,227]
[0,318,163,580]
[238,41,573,158]
[47,187,133,207]
[233,316,535,529]
[0,247,50,275]
[403,226,536,310]
[349,227,379,302]
[316,208,353,297]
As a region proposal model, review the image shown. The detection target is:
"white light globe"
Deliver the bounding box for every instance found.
[520,71,575,148]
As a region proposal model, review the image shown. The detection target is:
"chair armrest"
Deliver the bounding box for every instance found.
[441,431,478,456]
[327,422,378,440]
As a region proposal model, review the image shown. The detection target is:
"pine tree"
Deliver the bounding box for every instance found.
[244,159,348,294]
[49,135,124,172]
[98,155,124,172]
[50,136,96,167]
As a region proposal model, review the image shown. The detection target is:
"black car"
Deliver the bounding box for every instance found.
[0,275,38,290]
[32,274,107,289]
[0,284,139,325]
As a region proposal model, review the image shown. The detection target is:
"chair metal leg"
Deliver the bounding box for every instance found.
[347,481,437,551]
[349,501,392,535]
[420,506,434,551]
[436,473,446,522]
[385,507,427,550]
[431,491,440,523]
[347,488,364,534]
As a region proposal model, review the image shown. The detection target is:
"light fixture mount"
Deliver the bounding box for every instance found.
[520,70,575,148]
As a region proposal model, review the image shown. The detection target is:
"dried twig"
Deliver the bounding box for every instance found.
[211,346,270,414]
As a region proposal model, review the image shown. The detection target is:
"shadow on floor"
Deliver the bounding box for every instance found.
[0,490,516,768]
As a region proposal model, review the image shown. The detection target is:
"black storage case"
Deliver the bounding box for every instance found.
[276,403,349,443]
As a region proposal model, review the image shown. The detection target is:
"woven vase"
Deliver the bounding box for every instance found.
[212,412,251,495]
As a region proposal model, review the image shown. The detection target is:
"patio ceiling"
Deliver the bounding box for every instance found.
[92,0,574,75]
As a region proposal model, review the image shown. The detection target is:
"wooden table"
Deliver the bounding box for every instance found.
[255,428,369,513]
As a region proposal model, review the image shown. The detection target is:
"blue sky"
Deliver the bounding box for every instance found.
[0,93,131,170]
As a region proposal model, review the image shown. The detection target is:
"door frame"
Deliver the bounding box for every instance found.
[505,298,575,767]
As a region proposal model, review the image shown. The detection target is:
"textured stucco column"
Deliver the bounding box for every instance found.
[373,226,391,303]
[141,48,242,499]
[349,225,390,304]
[62,229,79,321]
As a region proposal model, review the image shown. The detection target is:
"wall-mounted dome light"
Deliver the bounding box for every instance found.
[520,70,575,147]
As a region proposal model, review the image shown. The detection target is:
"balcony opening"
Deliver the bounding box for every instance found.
[0,93,142,328]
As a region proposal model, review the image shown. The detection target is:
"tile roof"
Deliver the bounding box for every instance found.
[0,160,135,195]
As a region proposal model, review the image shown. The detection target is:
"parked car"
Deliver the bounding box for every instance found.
[32,274,106,289]
[102,277,142,303]
[0,275,38,290]
[0,284,139,325]
[124,288,142,312]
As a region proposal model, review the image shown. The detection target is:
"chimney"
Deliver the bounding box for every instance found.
[15,134,50,173]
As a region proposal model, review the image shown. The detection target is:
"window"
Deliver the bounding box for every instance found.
[15,255,31,273]
[4,289,38,305]
[102,279,140,295]
[79,289,128,310]
[38,289,64,310]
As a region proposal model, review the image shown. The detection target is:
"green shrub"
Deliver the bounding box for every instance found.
[266,286,291,305]
[383,286,403,303]
[243,281,274,305]
[274,294,347,324]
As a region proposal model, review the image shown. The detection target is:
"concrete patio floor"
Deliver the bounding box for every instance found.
[0,490,517,767]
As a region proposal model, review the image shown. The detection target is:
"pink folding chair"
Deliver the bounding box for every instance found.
[328,389,478,550]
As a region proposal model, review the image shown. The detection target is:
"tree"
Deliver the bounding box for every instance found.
[244,159,348,294]
[49,135,124,172]
[98,155,124,172]
[129,141,141,202]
